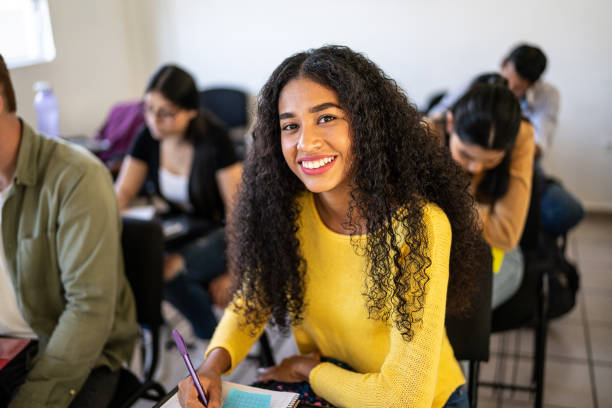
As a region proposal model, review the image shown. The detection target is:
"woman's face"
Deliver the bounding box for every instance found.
[278,77,352,196]
[449,132,506,176]
[143,91,196,140]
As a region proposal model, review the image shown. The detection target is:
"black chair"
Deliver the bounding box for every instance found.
[446,245,493,408]
[110,218,167,407]
[199,88,249,129]
[478,172,548,407]
[199,87,251,159]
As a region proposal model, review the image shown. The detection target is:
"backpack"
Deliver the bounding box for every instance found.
[539,233,580,319]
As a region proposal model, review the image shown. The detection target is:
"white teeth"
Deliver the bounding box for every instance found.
[302,157,334,169]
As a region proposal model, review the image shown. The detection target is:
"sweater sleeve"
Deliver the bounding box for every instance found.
[309,206,453,408]
[204,301,266,374]
[480,121,535,251]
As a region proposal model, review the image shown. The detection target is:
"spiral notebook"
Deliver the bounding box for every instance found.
[155,381,300,408]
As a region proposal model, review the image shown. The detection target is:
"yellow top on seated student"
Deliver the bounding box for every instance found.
[177,45,490,408]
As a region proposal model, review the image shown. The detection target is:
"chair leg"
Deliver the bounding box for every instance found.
[141,325,160,382]
[258,331,275,368]
[533,274,549,408]
[468,361,480,408]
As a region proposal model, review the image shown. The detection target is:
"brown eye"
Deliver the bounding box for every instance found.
[281,123,298,131]
[318,115,336,124]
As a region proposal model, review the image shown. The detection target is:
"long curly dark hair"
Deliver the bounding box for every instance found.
[229,45,489,340]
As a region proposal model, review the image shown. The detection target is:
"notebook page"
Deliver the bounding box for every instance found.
[222,382,298,407]
[156,381,299,408]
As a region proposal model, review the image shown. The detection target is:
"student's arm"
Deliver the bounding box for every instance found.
[10,162,135,408]
[204,300,266,374]
[309,205,454,408]
[177,301,266,407]
[215,162,243,217]
[115,156,148,210]
[479,121,535,251]
[178,348,231,408]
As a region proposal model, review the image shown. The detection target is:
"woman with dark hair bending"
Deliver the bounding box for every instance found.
[178,46,489,408]
[115,65,242,339]
[432,80,535,308]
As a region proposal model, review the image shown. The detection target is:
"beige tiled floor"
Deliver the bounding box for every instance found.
[478,213,612,408]
[135,213,612,407]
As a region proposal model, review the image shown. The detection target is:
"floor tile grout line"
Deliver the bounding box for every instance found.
[585,320,612,329]
[490,350,607,366]
[579,282,599,408]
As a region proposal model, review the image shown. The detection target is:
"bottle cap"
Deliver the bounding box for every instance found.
[33,81,53,92]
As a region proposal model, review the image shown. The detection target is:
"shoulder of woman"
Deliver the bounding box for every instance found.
[513,120,536,156]
[518,119,535,142]
[393,202,451,245]
[422,202,451,239]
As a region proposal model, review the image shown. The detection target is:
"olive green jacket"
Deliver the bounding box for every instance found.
[2,121,138,408]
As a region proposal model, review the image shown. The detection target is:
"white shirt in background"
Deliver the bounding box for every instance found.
[0,184,37,339]
[159,167,192,212]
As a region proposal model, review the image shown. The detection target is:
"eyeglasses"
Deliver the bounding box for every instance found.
[144,105,179,120]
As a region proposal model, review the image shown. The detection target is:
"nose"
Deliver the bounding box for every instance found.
[297,123,322,151]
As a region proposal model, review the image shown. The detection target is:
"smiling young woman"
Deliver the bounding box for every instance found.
[177,46,489,408]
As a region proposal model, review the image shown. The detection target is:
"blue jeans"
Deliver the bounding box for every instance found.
[443,385,470,408]
[163,227,227,339]
[540,180,584,237]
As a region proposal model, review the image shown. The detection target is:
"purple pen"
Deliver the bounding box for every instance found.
[173,329,208,407]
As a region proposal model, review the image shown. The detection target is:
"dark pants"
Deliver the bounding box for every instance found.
[0,341,119,408]
[164,227,227,339]
[540,181,584,237]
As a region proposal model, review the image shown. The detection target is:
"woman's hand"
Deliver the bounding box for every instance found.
[257,351,321,383]
[208,273,233,308]
[177,367,222,408]
[178,348,231,408]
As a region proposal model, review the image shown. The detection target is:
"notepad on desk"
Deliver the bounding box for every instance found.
[156,381,299,408]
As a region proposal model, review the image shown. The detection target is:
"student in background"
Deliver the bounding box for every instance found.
[432,81,535,308]
[430,44,558,157]
[115,65,242,339]
[430,44,583,237]
[500,45,583,237]
[178,45,490,408]
[0,54,138,408]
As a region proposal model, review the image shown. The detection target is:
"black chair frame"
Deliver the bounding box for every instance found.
[110,218,167,407]
[478,172,548,407]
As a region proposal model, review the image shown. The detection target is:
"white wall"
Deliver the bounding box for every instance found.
[7,0,612,210]
[8,0,142,137]
[132,0,612,211]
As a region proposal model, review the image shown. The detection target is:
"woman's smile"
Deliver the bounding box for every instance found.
[298,155,337,174]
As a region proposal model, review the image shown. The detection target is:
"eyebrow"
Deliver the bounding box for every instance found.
[279,102,343,120]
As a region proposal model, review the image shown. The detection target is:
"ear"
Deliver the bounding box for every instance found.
[445,111,454,134]
[0,92,5,113]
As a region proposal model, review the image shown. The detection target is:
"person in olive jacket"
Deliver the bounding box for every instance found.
[0,54,138,408]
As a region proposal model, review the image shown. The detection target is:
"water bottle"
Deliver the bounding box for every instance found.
[33,81,60,138]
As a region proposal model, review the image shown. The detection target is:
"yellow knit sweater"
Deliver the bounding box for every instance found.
[207,193,464,407]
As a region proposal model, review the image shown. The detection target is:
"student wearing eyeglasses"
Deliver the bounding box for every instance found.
[115,65,242,339]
